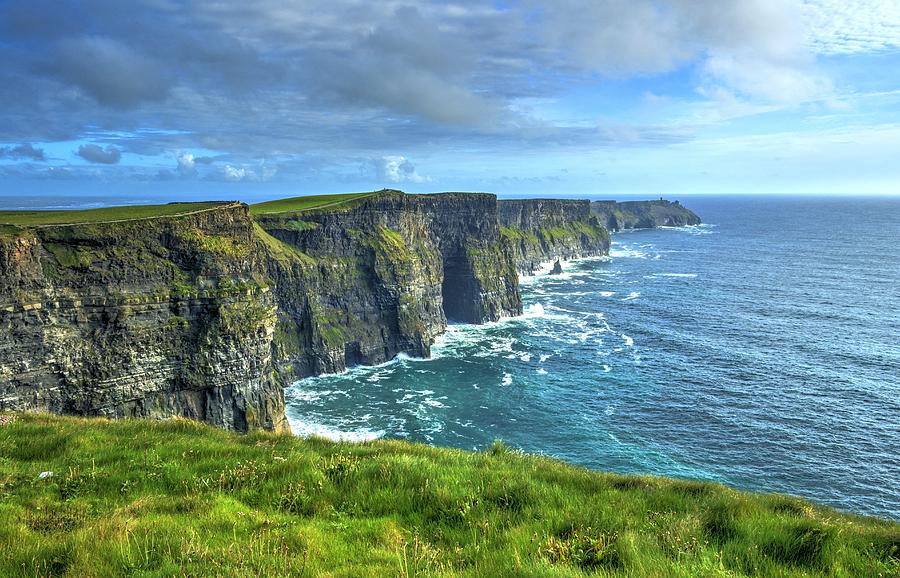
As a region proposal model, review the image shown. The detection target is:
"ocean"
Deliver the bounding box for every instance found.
[284,195,900,519]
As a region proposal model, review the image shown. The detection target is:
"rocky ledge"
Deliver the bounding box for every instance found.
[0,203,288,433]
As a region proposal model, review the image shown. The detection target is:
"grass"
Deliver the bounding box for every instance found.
[249,192,379,216]
[252,223,317,267]
[0,202,228,227]
[0,415,897,577]
[0,191,382,227]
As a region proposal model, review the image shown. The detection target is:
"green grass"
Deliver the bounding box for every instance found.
[252,223,317,267]
[0,202,228,227]
[0,415,897,577]
[249,192,378,216]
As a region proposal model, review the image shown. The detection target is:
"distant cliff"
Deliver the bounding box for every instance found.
[498,199,610,273]
[591,199,700,231]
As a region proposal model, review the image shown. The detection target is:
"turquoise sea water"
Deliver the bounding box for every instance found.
[284,196,900,519]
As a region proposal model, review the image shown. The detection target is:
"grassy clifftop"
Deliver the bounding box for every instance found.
[0,415,896,577]
[249,192,378,216]
[0,202,230,227]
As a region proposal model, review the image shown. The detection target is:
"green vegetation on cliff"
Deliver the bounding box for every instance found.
[249,192,376,216]
[0,415,896,577]
[0,202,227,227]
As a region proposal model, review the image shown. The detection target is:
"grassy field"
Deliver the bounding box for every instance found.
[249,192,378,216]
[0,414,896,577]
[0,202,229,227]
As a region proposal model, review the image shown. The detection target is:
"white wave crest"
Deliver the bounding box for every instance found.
[290,419,385,442]
[524,303,545,317]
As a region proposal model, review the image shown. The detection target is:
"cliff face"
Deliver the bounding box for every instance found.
[0,204,287,433]
[498,199,610,273]
[591,199,700,231]
[0,192,629,432]
[0,192,524,431]
[256,191,521,382]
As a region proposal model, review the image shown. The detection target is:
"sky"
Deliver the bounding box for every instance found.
[1,0,900,202]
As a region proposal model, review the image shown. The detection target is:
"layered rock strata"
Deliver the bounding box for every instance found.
[0,204,287,432]
[498,199,611,274]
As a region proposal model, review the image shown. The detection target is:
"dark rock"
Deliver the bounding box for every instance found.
[0,192,527,433]
[256,191,522,384]
[550,260,563,275]
[0,203,288,433]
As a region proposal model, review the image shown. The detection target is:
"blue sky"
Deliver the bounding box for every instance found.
[1,0,899,202]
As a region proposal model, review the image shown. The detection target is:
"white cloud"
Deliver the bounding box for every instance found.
[222,164,252,181]
[802,0,900,54]
[375,156,431,183]
[532,0,830,104]
[218,161,276,182]
[701,52,832,104]
[176,151,195,171]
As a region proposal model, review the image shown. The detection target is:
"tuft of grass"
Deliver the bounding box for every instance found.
[763,521,834,569]
[0,414,897,577]
[540,525,621,569]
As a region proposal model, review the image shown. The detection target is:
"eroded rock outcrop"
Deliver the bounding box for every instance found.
[0,204,287,433]
[256,191,521,383]
[498,199,610,274]
[590,199,700,231]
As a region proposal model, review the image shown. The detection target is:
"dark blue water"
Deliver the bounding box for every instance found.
[285,196,900,519]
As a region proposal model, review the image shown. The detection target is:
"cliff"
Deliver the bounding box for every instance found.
[498,199,611,273]
[590,199,700,231]
[0,203,288,433]
[0,191,623,432]
[0,191,524,432]
[255,190,521,383]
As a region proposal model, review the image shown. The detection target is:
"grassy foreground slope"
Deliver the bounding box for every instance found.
[0,415,897,577]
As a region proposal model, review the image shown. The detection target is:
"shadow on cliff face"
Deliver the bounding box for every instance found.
[441,253,482,323]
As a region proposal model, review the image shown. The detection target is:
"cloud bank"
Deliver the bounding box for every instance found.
[0,143,46,161]
[0,0,897,193]
[76,144,122,164]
